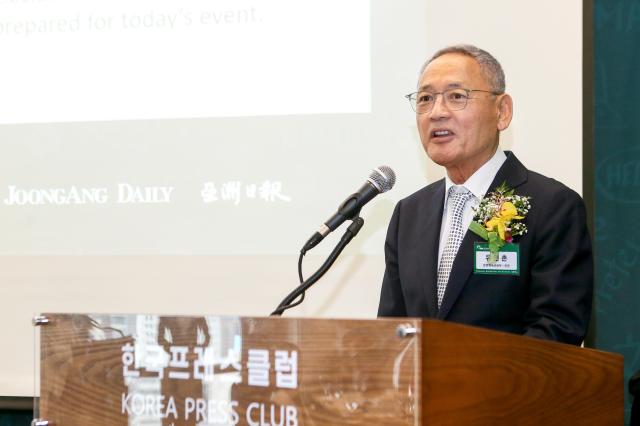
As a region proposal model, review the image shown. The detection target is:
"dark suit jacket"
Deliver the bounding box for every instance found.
[378,152,593,345]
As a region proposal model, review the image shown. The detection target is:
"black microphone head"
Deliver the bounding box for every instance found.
[367,166,396,193]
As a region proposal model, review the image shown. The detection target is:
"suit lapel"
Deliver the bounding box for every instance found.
[437,151,528,319]
[418,181,445,317]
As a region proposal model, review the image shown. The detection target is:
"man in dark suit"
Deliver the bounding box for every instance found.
[377,45,593,345]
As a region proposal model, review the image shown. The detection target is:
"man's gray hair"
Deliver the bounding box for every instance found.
[420,44,506,93]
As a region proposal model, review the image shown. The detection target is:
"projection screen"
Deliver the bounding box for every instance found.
[0,0,582,396]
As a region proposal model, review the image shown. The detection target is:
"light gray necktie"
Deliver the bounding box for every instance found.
[437,186,474,309]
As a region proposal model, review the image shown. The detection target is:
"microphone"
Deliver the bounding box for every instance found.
[302,166,396,253]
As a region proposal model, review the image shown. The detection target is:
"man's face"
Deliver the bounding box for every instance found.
[417,53,504,179]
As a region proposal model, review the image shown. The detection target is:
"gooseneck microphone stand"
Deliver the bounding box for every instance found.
[270,216,364,316]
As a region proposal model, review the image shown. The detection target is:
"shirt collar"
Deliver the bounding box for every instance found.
[444,148,507,203]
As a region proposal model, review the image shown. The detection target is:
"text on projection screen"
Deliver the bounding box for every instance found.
[0,0,371,124]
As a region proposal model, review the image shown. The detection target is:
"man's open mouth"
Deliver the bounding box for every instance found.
[432,129,454,138]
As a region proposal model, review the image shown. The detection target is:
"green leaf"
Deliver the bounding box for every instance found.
[487,231,504,263]
[469,221,488,240]
[489,232,505,247]
[496,181,509,193]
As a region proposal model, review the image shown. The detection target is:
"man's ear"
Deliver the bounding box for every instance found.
[497,94,513,131]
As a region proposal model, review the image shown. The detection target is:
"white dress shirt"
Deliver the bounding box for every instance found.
[437,149,507,264]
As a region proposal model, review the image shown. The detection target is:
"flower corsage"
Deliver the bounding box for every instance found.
[469,182,531,263]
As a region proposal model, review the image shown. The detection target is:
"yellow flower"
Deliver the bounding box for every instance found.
[485,201,524,241]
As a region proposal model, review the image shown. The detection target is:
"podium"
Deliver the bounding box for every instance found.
[33,313,623,425]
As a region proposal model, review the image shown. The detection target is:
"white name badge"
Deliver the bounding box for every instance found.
[473,242,520,275]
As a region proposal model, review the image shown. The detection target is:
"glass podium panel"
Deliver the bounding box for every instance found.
[34,314,420,426]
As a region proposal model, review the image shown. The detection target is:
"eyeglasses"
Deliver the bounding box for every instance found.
[405,88,502,114]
